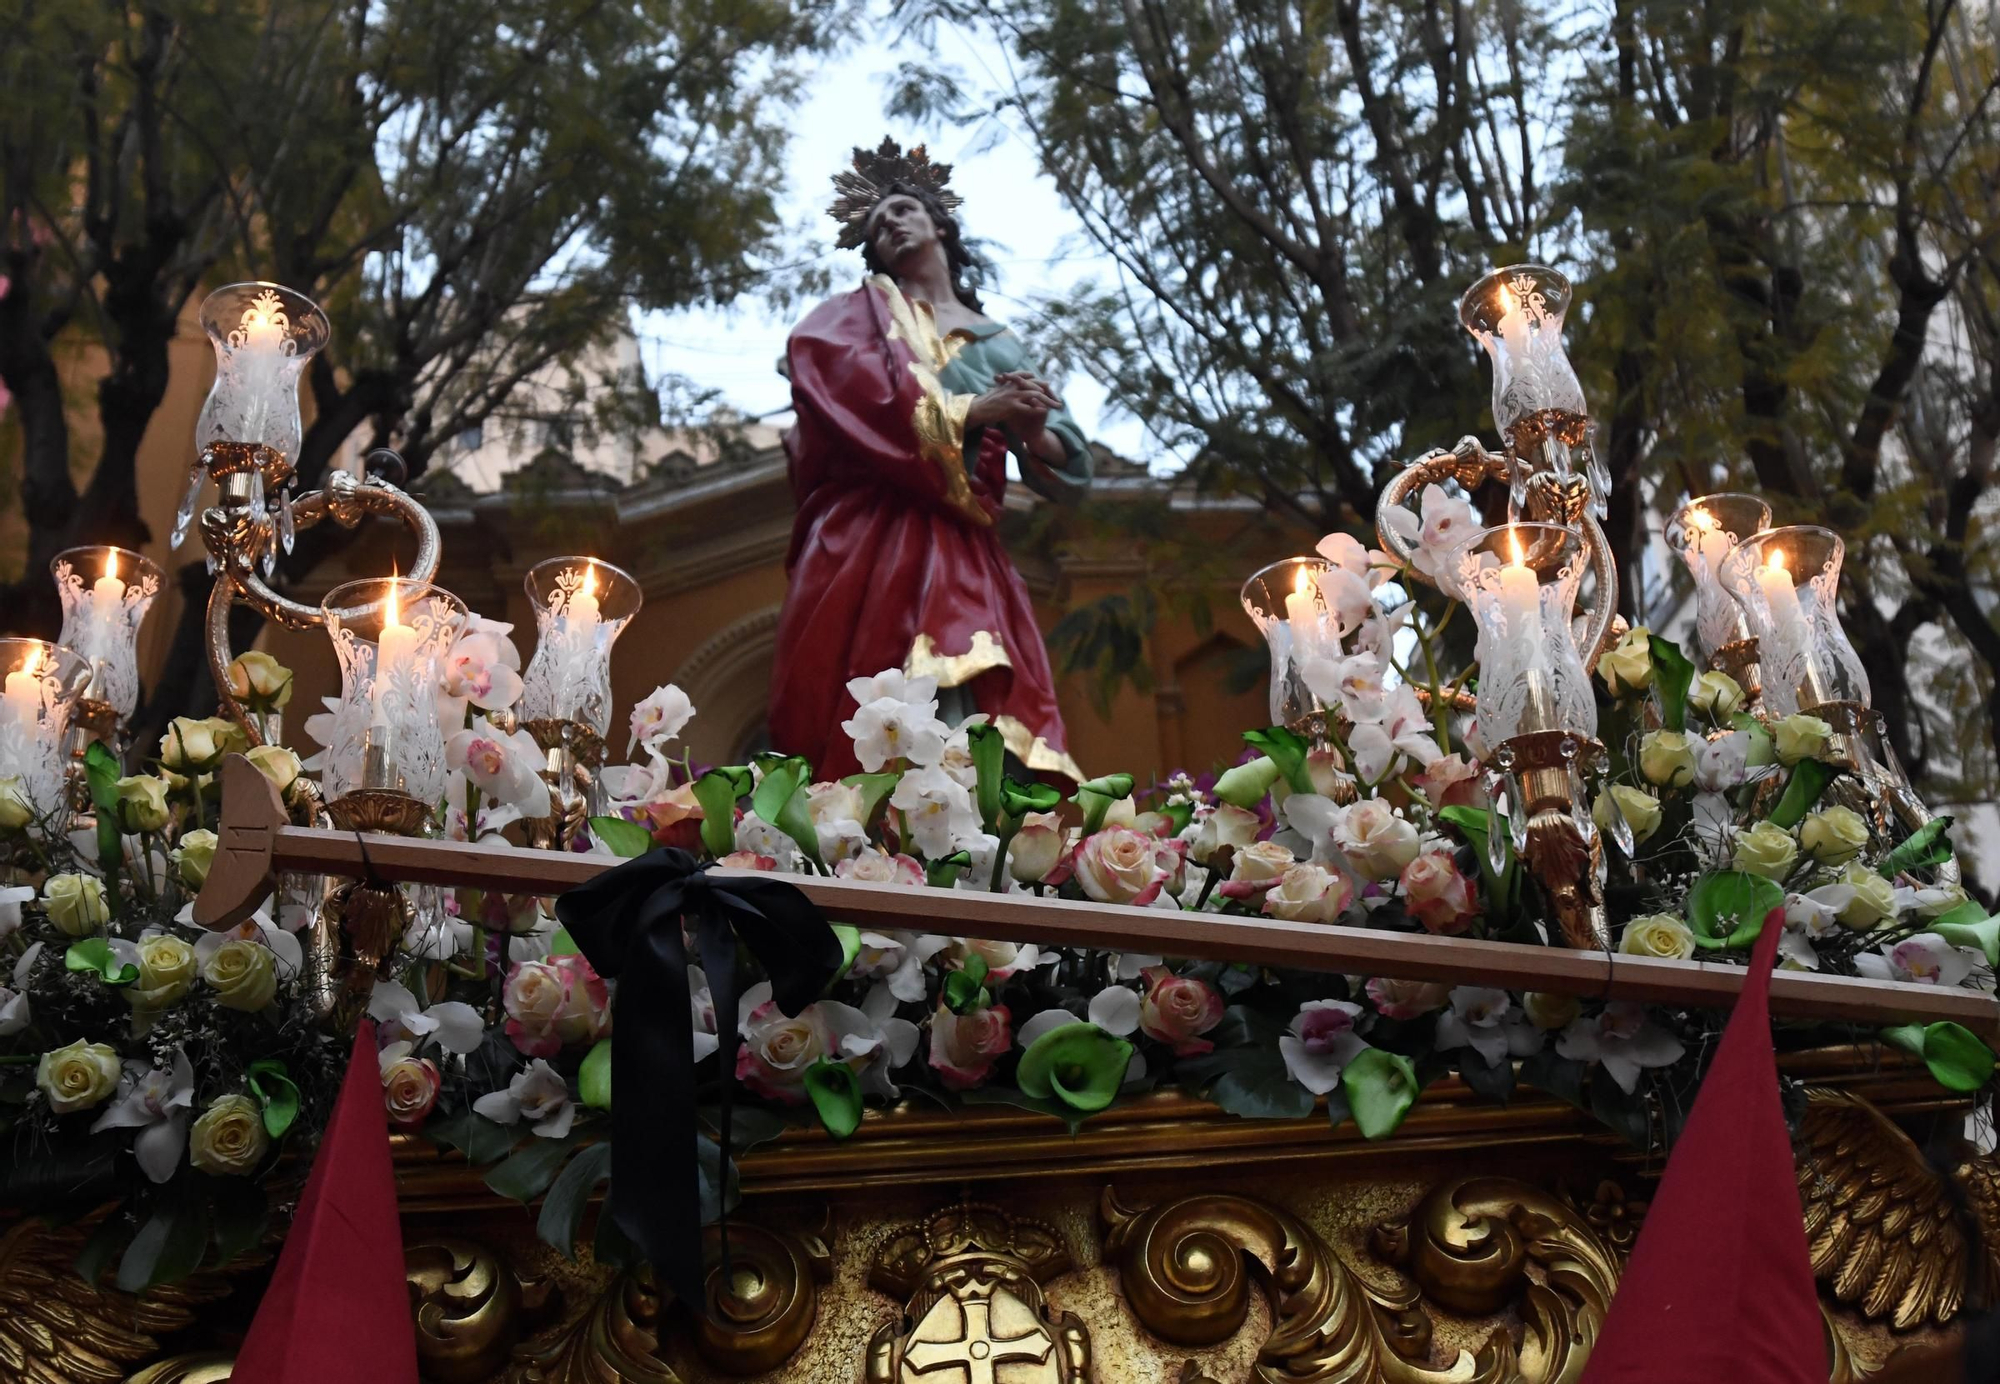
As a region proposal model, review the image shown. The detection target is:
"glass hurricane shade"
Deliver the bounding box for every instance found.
[175,282,332,552]
[1664,494,1772,660]
[51,545,163,719]
[0,638,93,825]
[1719,526,1869,716]
[1240,557,1339,728]
[518,558,643,737]
[318,577,466,806]
[1450,523,1597,743]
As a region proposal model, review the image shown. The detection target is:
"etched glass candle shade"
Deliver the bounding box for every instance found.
[0,638,92,828]
[1664,494,1771,662]
[52,545,164,721]
[1240,557,1339,729]
[318,578,466,807]
[518,558,643,742]
[177,282,332,557]
[1719,527,1868,718]
[1451,523,1596,745]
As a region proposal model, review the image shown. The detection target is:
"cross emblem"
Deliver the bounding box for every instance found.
[902,1293,1054,1384]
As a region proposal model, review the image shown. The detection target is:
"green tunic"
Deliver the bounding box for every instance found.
[938,324,1093,502]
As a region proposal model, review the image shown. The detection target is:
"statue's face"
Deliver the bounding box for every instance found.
[865,193,938,272]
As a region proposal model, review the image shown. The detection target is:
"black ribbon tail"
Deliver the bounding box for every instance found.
[693,902,739,1297]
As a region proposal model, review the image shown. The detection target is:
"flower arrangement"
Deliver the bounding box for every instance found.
[2,508,1989,1285]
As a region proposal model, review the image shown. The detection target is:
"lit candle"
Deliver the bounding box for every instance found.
[1495,280,1531,359]
[568,562,601,630]
[1284,565,1315,633]
[91,549,127,620]
[373,583,422,724]
[1498,531,1556,731]
[1687,507,1731,586]
[1756,549,1804,635]
[3,651,45,726]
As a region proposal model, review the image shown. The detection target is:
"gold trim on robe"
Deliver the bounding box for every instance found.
[905,630,1013,689]
[994,714,1085,783]
[871,274,992,528]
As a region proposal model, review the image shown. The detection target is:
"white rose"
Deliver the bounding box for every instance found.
[1262,863,1353,924]
[43,874,110,936]
[1072,827,1167,905]
[1189,804,1261,862]
[36,1040,122,1114]
[1008,813,1066,883]
[1335,799,1420,881]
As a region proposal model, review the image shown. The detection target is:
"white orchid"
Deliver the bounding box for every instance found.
[441,625,524,714]
[442,770,525,844]
[1379,483,1478,585]
[298,694,341,773]
[852,931,953,1005]
[689,964,719,1062]
[368,977,485,1054]
[1778,886,1854,969]
[90,1049,195,1183]
[1302,651,1388,724]
[1348,684,1442,784]
[1856,933,1979,987]
[1315,532,1393,589]
[846,670,937,709]
[473,1059,577,1138]
[0,885,33,939]
[1275,999,1367,1094]
[628,684,695,756]
[889,765,982,859]
[445,718,552,817]
[843,696,948,771]
[1557,1002,1685,1092]
[1434,987,1543,1066]
[733,811,802,869]
[0,980,27,1036]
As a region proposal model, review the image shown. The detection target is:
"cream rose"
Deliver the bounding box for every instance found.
[202,939,278,1011]
[1593,785,1662,845]
[1522,991,1582,1030]
[1689,670,1745,719]
[1399,852,1478,935]
[1835,863,1897,931]
[1774,714,1833,766]
[1072,826,1167,906]
[928,1003,1013,1089]
[43,873,110,936]
[1637,731,1698,788]
[1800,806,1869,866]
[1007,813,1066,883]
[1228,839,1295,888]
[189,1094,270,1175]
[1619,914,1696,960]
[128,934,198,1011]
[227,650,294,709]
[1597,625,1653,695]
[36,1039,121,1114]
[1189,803,1261,862]
[245,744,302,794]
[1262,862,1354,924]
[1733,821,1799,881]
[175,829,219,889]
[114,774,172,833]
[737,1000,829,1103]
[502,956,611,1056]
[1336,799,1420,881]
[381,1048,443,1126]
[159,716,244,771]
[0,775,30,831]
[835,847,925,887]
[1138,971,1224,1056]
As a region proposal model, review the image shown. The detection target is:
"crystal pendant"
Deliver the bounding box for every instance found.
[171,460,207,549]
[1485,787,1508,875]
[279,485,296,554]
[1586,444,1611,520]
[260,523,277,577]
[1569,763,1597,848]
[1506,775,1530,853]
[1602,783,1634,856]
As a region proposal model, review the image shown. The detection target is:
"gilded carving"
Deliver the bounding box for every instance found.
[692,1212,833,1375]
[1796,1086,2000,1331]
[1101,1187,1509,1383]
[1372,1177,1623,1384]
[0,1219,249,1384]
[866,1202,1091,1383]
[509,1268,683,1384]
[121,1357,236,1384]
[407,1237,530,1383]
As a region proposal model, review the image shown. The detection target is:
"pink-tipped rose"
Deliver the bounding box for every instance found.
[927,1003,1013,1089]
[1413,754,1486,810]
[1400,852,1479,935]
[716,850,778,871]
[1217,840,1295,899]
[736,1000,830,1103]
[1365,976,1451,1020]
[502,955,612,1057]
[1138,967,1224,1056]
[1073,826,1168,906]
[380,1046,442,1127]
[836,847,925,887]
[1261,862,1356,924]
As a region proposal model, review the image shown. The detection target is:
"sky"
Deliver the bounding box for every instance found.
[633,25,1158,462]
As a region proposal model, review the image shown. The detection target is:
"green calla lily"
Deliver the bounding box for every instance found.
[65,937,137,986]
[1242,726,1313,795]
[965,723,1006,833]
[1071,774,1137,835]
[1647,634,1696,733]
[1932,911,2000,967]
[1212,755,1284,809]
[1017,1022,1133,1113]
[751,756,823,869]
[803,1057,862,1138]
[247,1059,301,1138]
[692,766,754,858]
[829,924,862,983]
[1342,1048,1419,1140]
[587,814,654,859]
[925,850,972,889]
[1766,759,1835,830]
[578,1039,613,1109]
[1686,870,1784,950]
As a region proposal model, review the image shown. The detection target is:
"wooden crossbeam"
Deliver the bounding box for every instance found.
[198,756,2000,1039]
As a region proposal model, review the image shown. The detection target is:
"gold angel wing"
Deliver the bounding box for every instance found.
[0,1217,248,1384]
[1796,1086,1997,1331]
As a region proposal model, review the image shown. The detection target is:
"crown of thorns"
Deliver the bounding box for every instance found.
[828,137,962,249]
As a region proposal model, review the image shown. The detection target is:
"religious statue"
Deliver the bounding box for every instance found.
[768,138,1090,781]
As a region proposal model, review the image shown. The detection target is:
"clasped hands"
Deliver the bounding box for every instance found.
[967,370,1065,460]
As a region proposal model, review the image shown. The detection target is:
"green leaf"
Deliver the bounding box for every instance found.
[1212,755,1284,809]
[1457,1046,1516,1102]
[1766,760,1836,830]
[116,1194,208,1293]
[84,742,123,882]
[1913,1022,1996,1093]
[587,815,654,859]
[1647,635,1696,733]
[692,767,753,858]
[1017,1022,1133,1113]
[1243,727,1313,794]
[803,1058,863,1139]
[942,953,990,1015]
[578,1040,613,1109]
[1180,1048,1313,1120]
[428,1110,522,1165]
[1878,817,1954,878]
[1070,773,1136,835]
[966,723,1006,833]
[484,1132,584,1203]
[1342,1048,1419,1140]
[548,926,580,958]
[246,1059,300,1139]
[65,938,137,986]
[1589,1072,1652,1147]
[959,1085,1092,1134]
[210,1179,268,1265]
[1519,1050,1587,1107]
[925,850,972,888]
[1440,804,1512,912]
[535,1142,612,1258]
[1933,913,2000,967]
[73,1215,129,1287]
[1323,1086,1353,1130]
[1685,871,1784,950]
[751,758,823,869]
[842,772,903,829]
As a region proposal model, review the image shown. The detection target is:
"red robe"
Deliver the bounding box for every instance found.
[769,278,1081,781]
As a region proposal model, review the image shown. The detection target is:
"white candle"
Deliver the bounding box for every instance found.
[91,550,127,620]
[1498,532,1555,731]
[1496,281,1532,358]
[1756,549,1804,634]
[568,564,601,630]
[2,668,40,726]
[373,585,422,727]
[1686,508,1731,585]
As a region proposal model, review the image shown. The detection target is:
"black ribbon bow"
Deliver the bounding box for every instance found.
[553,847,842,1314]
